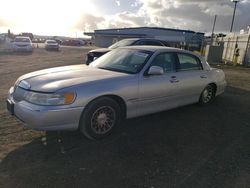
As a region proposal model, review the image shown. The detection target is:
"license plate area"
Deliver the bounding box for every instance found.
[6,100,14,115]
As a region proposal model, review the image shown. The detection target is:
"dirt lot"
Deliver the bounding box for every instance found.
[0,48,250,188]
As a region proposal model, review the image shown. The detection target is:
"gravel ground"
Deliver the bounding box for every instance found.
[0,48,250,188]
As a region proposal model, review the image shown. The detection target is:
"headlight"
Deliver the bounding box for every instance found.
[24,91,75,106]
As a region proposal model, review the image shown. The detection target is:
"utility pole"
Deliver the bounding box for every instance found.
[211,15,217,45]
[230,0,240,33]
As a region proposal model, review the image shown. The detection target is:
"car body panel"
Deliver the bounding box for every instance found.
[17,65,133,92]
[7,94,83,130]
[7,46,226,131]
[138,73,181,116]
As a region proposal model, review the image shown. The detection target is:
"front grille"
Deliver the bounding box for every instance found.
[13,86,27,102]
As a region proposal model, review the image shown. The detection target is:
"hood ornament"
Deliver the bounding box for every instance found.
[19,80,31,90]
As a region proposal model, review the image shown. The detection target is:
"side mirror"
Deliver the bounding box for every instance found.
[148,66,164,75]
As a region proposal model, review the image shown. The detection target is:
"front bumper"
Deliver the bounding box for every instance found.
[7,88,84,131]
[13,46,33,52]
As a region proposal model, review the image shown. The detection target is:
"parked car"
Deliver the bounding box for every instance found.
[12,36,33,52]
[45,40,60,51]
[7,46,226,139]
[85,38,169,65]
[61,39,84,46]
[0,34,5,44]
[54,39,62,45]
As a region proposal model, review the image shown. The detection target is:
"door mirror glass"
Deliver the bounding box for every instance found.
[148,66,164,75]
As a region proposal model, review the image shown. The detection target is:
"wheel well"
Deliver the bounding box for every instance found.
[87,95,127,119]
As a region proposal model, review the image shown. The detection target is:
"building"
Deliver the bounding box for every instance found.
[84,27,204,50]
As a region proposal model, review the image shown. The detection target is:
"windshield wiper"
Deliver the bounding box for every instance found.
[98,67,133,74]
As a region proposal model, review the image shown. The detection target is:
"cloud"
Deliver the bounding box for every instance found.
[131,1,139,7]
[72,0,250,34]
[134,0,249,32]
[0,18,7,27]
[75,13,105,32]
[115,0,121,6]
[2,0,248,35]
[101,11,147,29]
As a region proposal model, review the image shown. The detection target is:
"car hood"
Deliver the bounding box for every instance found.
[89,48,111,54]
[17,65,129,92]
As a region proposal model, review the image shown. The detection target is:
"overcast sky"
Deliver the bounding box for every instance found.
[0,0,249,37]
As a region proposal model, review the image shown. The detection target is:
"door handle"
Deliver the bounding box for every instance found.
[200,75,207,78]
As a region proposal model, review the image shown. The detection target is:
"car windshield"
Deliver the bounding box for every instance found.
[14,38,30,42]
[47,40,57,44]
[91,48,152,74]
[108,39,137,49]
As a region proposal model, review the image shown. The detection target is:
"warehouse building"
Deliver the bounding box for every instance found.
[84,27,204,51]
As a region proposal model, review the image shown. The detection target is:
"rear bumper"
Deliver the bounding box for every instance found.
[7,92,84,131]
[12,46,33,52]
[45,45,59,50]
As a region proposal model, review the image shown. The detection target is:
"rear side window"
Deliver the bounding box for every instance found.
[14,38,30,43]
[177,53,202,71]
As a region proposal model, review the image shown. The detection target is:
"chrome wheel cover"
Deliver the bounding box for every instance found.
[91,106,116,134]
[202,86,213,103]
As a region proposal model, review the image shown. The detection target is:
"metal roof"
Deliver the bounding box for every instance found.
[93,27,205,35]
[84,32,146,37]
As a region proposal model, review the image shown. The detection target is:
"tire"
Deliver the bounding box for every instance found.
[79,97,121,140]
[199,84,215,105]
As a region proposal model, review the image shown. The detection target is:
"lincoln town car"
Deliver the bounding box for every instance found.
[7,46,226,139]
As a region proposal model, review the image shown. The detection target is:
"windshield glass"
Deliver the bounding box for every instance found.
[47,40,57,44]
[91,48,152,74]
[14,37,30,43]
[108,39,137,49]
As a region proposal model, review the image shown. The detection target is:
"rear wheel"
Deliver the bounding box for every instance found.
[79,97,121,139]
[199,84,215,105]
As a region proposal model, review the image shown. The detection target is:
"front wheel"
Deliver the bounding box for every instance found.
[199,84,215,105]
[79,97,121,140]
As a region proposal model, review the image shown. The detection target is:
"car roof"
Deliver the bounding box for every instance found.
[122,38,169,46]
[15,36,30,39]
[121,45,184,52]
[120,38,165,42]
[120,46,202,58]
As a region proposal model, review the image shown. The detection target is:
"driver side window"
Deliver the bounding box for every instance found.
[150,53,176,73]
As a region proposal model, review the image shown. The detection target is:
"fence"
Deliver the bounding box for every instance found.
[217,33,250,66]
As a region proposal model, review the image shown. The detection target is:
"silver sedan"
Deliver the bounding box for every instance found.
[7,46,226,139]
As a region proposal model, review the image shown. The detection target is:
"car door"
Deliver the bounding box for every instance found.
[174,53,209,105]
[138,52,180,116]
